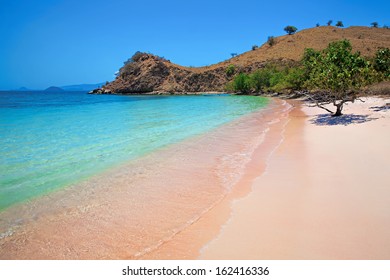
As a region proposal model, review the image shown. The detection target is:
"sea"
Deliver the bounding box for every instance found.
[0,91,269,211]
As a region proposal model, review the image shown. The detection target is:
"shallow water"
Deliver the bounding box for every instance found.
[0,97,290,259]
[0,91,268,210]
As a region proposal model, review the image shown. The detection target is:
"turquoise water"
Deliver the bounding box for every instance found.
[0,91,269,210]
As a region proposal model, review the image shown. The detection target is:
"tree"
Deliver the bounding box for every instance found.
[267,36,276,46]
[303,40,375,116]
[371,22,379,28]
[231,53,238,58]
[252,45,258,51]
[284,26,298,35]
[374,48,390,77]
[232,73,251,94]
[336,21,344,27]
[327,20,333,26]
[249,68,273,92]
[225,64,236,76]
[285,67,306,90]
[316,23,320,27]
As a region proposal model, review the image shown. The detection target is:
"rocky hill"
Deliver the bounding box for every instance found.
[93,26,390,94]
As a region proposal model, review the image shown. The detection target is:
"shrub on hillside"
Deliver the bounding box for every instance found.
[131,51,148,62]
[252,45,258,51]
[225,64,236,76]
[374,48,390,78]
[285,67,306,90]
[267,36,276,46]
[336,21,344,27]
[284,26,298,35]
[232,73,251,94]
[249,68,273,92]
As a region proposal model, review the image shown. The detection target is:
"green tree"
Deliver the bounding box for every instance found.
[374,48,390,77]
[285,67,306,90]
[303,40,376,116]
[371,22,379,28]
[336,21,344,27]
[249,69,272,92]
[284,26,298,35]
[232,73,251,94]
[226,64,236,76]
[327,20,333,26]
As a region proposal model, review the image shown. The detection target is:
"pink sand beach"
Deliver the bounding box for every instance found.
[1,97,389,259]
[200,97,390,260]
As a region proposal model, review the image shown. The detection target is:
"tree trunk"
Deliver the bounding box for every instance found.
[333,103,343,116]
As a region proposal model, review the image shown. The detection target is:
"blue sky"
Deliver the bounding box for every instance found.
[0,0,389,90]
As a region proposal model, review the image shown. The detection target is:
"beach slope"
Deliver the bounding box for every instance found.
[201,97,390,259]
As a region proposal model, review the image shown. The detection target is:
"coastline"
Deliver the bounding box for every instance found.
[139,98,293,259]
[200,96,390,259]
[0,98,289,259]
[88,90,228,95]
[1,96,389,259]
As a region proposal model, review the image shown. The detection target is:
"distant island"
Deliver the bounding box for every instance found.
[60,83,105,91]
[44,86,64,92]
[17,87,31,91]
[11,83,105,92]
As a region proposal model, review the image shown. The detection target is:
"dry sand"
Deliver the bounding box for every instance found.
[200,97,390,259]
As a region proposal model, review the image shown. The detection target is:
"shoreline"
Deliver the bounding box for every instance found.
[200,96,390,259]
[139,99,293,259]
[0,98,289,259]
[88,90,228,95]
[1,96,389,259]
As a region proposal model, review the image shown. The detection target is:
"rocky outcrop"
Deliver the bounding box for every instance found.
[91,53,233,94]
[91,53,275,94]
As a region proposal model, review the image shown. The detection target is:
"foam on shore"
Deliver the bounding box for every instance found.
[0,98,291,259]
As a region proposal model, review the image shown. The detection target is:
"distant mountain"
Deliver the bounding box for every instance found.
[44,86,64,92]
[13,87,33,91]
[7,83,105,92]
[60,83,105,91]
[15,87,31,91]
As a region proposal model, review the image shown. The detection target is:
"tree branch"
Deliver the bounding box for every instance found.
[303,92,335,114]
[315,103,334,114]
[356,97,365,103]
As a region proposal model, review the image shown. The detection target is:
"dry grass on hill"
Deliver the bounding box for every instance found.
[184,26,390,72]
[101,26,390,93]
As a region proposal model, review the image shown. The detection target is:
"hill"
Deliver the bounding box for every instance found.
[61,83,105,91]
[93,26,390,94]
[44,86,64,92]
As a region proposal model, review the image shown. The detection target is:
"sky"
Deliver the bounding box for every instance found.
[0,0,389,90]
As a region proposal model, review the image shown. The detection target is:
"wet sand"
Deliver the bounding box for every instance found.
[200,97,390,259]
[0,98,290,259]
